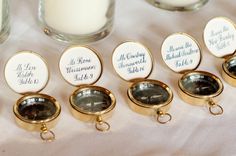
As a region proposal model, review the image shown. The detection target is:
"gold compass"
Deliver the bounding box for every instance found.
[204,17,236,87]
[59,46,116,132]
[5,51,61,142]
[161,33,224,115]
[112,41,173,124]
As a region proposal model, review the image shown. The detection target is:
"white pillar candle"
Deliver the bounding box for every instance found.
[44,0,110,35]
[157,0,201,7]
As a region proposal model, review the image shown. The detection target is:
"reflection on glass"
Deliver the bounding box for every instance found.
[72,89,112,113]
[181,74,220,95]
[18,97,57,121]
[131,82,170,105]
[226,59,236,76]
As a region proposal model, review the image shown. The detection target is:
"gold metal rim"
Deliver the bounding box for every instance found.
[13,93,61,125]
[223,55,236,78]
[127,79,173,111]
[59,45,103,87]
[69,85,116,117]
[221,56,236,87]
[4,51,50,95]
[111,41,154,83]
[178,71,224,100]
[160,32,202,74]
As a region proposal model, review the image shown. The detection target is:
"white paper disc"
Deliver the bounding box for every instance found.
[5,51,49,94]
[161,33,201,73]
[204,17,236,58]
[112,42,153,81]
[59,46,102,86]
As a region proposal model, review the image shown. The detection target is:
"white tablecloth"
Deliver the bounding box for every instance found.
[0,0,236,155]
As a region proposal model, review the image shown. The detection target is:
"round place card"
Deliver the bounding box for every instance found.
[5,51,49,94]
[59,46,102,86]
[112,42,153,82]
[204,17,236,58]
[161,33,201,73]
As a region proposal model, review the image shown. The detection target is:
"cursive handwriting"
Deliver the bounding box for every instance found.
[164,42,199,68]
[15,63,39,85]
[65,56,97,82]
[208,26,235,51]
[117,51,147,74]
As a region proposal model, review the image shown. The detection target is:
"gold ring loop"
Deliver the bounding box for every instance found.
[157,112,172,124]
[40,130,56,142]
[95,121,110,132]
[209,104,224,116]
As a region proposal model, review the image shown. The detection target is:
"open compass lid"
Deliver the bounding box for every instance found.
[5,51,49,94]
[59,46,102,86]
[204,17,236,58]
[112,41,153,82]
[161,33,202,73]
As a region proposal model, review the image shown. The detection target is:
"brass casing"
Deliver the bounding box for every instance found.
[222,55,236,87]
[14,93,61,132]
[178,71,224,106]
[127,79,173,116]
[69,85,116,122]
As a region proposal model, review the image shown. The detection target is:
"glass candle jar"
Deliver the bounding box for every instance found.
[38,0,115,44]
[147,0,208,11]
[0,0,10,43]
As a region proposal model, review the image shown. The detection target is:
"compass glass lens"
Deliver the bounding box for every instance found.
[180,74,220,96]
[130,82,170,105]
[72,88,112,113]
[18,97,57,121]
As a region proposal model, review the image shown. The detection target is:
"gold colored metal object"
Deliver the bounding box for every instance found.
[204,17,236,87]
[112,41,173,124]
[69,85,116,132]
[59,46,116,132]
[5,51,61,141]
[178,71,224,115]
[95,115,111,132]
[44,28,51,36]
[222,55,236,87]
[127,79,173,124]
[40,123,56,142]
[162,33,224,115]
